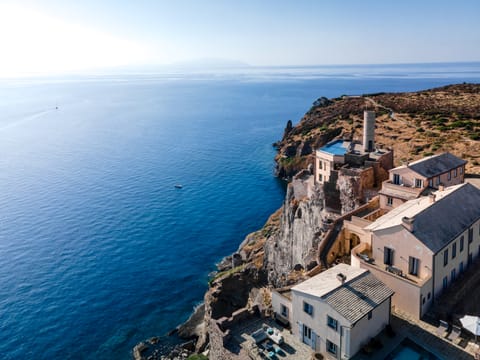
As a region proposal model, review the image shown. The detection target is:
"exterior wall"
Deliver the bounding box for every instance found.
[376,150,394,173]
[388,163,465,190]
[291,285,391,358]
[430,165,465,188]
[348,299,390,357]
[419,277,434,318]
[271,291,292,323]
[379,193,407,210]
[372,226,434,281]
[344,216,372,245]
[315,150,344,184]
[360,261,425,318]
[291,290,349,355]
[432,219,480,300]
[389,167,427,188]
[368,226,434,318]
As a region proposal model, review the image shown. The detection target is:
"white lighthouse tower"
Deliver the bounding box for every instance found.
[363,110,375,152]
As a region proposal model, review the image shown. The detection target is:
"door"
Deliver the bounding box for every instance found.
[303,324,313,348]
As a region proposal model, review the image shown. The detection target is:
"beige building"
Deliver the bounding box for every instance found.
[272,264,393,359]
[351,183,480,319]
[379,152,466,209]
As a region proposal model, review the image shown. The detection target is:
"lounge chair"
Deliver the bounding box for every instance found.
[447,325,462,344]
[436,320,449,338]
[251,328,268,344]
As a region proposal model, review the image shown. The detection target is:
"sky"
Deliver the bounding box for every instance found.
[0,0,479,76]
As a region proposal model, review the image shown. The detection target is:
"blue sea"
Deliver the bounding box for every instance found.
[0,63,479,359]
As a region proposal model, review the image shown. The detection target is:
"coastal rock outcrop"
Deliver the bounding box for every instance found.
[264,173,331,286]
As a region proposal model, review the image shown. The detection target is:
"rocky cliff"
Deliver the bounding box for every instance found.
[264,174,328,286]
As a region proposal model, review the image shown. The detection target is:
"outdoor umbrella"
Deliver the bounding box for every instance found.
[460,315,480,342]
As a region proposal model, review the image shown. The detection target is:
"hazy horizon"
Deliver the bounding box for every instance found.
[1,1,479,78]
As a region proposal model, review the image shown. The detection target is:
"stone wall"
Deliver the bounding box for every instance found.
[207,306,260,360]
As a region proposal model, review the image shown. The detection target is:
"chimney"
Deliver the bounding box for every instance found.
[438,183,445,191]
[336,273,346,284]
[402,216,415,232]
[429,194,436,203]
[363,111,375,153]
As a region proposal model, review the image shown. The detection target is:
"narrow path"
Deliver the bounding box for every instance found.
[364,96,412,126]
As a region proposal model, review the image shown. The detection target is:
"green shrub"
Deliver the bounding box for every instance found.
[470,133,480,140]
[187,355,208,360]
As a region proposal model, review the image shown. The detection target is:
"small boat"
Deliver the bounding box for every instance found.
[174,184,183,189]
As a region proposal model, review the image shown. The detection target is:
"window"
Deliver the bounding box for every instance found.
[427,292,431,300]
[327,316,338,331]
[415,178,423,188]
[387,197,393,206]
[281,304,288,318]
[393,174,401,185]
[303,325,312,339]
[368,311,372,320]
[443,276,448,290]
[303,302,313,316]
[447,172,451,181]
[319,174,323,182]
[435,177,440,186]
[454,168,457,177]
[384,247,394,265]
[460,236,464,252]
[469,228,474,243]
[319,161,322,170]
[469,253,473,265]
[327,340,337,355]
[460,261,464,273]
[460,167,464,175]
[422,296,426,305]
[451,268,456,282]
[429,179,433,187]
[452,242,457,259]
[408,256,419,276]
[443,249,449,266]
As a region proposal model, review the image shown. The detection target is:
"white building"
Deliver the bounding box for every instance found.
[272,264,393,359]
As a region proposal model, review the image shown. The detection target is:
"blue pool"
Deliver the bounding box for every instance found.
[385,337,441,360]
[319,139,348,155]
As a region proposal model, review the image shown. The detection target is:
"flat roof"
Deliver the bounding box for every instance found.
[291,264,366,298]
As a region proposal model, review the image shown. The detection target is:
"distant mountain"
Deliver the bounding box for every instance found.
[167,58,251,69]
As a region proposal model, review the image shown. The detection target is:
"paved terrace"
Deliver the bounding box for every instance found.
[352,310,476,360]
[226,317,313,360]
